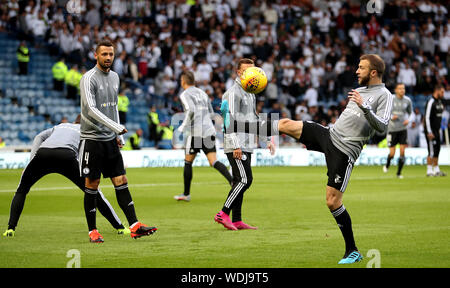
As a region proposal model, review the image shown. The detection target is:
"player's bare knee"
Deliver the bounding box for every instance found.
[326,188,342,210]
[112,175,127,186]
[85,178,100,190]
[326,196,342,211]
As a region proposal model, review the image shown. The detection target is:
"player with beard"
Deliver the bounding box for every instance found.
[225,54,393,264]
[79,40,157,242]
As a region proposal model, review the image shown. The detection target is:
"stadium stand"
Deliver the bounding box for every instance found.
[0,0,448,149]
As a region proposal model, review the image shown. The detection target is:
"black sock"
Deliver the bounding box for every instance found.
[115,184,138,226]
[386,156,393,168]
[397,156,405,176]
[84,188,98,231]
[96,190,124,230]
[184,161,193,196]
[331,205,357,255]
[8,192,27,230]
[231,193,243,223]
[213,161,233,185]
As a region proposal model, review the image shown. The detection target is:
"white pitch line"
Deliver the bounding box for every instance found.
[0,175,420,193]
[0,181,224,193]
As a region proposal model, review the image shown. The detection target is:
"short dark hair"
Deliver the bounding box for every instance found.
[96,40,114,52]
[181,70,195,85]
[360,54,385,78]
[434,84,444,92]
[237,58,254,70]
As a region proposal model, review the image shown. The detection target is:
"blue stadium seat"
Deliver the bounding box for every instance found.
[158,139,173,150]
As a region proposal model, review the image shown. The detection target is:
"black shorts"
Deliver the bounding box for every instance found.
[387,130,408,147]
[185,135,217,155]
[79,139,126,180]
[425,129,441,158]
[300,121,354,192]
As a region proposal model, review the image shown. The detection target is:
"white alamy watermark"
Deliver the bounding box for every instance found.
[170,112,279,149]
[66,0,82,15]
[366,0,383,14]
[366,249,381,268]
[66,249,81,268]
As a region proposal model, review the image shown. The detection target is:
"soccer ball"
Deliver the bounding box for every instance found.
[240,66,268,94]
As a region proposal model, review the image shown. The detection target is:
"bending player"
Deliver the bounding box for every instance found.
[3,115,129,240]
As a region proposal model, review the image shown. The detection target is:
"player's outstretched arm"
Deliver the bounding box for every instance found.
[349,89,393,133]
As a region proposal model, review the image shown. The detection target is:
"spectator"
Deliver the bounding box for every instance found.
[122,128,144,150]
[1,0,447,148]
[113,51,126,78]
[64,64,82,100]
[195,58,213,83]
[397,62,417,95]
[265,77,279,107]
[407,107,422,148]
[30,10,47,47]
[147,106,163,147]
[422,31,435,58]
[118,91,130,124]
[16,41,29,75]
[0,136,5,148]
[85,4,101,28]
[124,56,139,82]
[52,57,68,91]
[304,85,319,108]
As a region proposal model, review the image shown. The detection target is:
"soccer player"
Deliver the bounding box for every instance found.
[79,40,157,242]
[424,84,446,177]
[174,71,232,202]
[3,116,128,239]
[215,58,275,231]
[227,54,393,263]
[383,83,413,178]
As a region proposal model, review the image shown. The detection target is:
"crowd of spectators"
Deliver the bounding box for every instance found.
[0,0,449,146]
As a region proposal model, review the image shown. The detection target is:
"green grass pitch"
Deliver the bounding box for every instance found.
[0,165,449,268]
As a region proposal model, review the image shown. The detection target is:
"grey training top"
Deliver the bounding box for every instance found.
[223,78,267,154]
[179,86,216,138]
[79,66,124,141]
[388,95,413,132]
[30,123,80,160]
[330,83,394,162]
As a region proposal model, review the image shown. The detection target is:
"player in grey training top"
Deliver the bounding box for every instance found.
[229,54,392,264]
[79,65,125,142]
[174,71,232,202]
[214,58,275,232]
[278,54,393,264]
[3,116,128,238]
[383,83,413,178]
[178,83,216,138]
[78,40,156,242]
